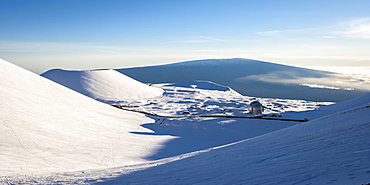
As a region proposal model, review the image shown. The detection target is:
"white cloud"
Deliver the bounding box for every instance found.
[255,27,322,37]
[0,41,121,54]
[96,49,125,55]
[236,71,370,91]
[343,18,370,39]
[321,35,336,39]
[336,18,370,39]
[299,83,341,90]
[161,36,228,44]
[256,18,370,39]
[0,41,74,53]
[256,30,283,37]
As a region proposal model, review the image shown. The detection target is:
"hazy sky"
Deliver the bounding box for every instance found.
[1,0,370,73]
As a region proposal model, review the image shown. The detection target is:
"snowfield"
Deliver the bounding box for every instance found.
[1,58,369,185]
[114,81,332,119]
[88,102,370,185]
[0,59,173,175]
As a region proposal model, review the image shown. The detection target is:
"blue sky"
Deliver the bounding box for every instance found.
[1,0,370,73]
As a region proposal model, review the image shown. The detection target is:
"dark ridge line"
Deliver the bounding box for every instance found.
[110,105,309,122]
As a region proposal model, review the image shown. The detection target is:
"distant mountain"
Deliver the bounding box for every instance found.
[41,69,163,103]
[117,58,369,102]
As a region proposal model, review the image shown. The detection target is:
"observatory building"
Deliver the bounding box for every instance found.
[248,101,264,114]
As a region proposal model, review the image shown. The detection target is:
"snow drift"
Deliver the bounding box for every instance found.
[0,59,172,176]
[41,68,164,103]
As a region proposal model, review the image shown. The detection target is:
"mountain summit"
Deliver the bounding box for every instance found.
[117,58,369,102]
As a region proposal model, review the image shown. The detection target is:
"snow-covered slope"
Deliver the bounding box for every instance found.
[58,98,369,185]
[41,69,163,103]
[328,92,370,111]
[302,92,370,120]
[2,57,369,184]
[0,59,172,176]
[12,93,369,184]
[118,58,369,102]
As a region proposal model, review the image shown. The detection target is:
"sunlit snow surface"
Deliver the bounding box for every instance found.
[2,60,369,185]
[0,59,172,177]
[1,80,346,184]
[112,81,333,119]
[41,69,164,102]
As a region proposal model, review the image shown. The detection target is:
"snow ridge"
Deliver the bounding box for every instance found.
[163,58,263,66]
[41,68,164,103]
